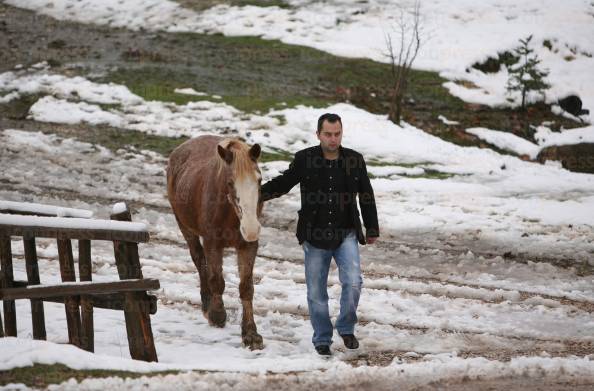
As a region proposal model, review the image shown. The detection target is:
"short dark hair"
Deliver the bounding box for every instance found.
[317,113,342,133]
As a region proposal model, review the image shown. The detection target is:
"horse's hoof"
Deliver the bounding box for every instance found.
[208,308,227,328]
[242,331,264,350]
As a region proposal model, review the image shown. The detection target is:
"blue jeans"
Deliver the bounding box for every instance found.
[302,230,363,347]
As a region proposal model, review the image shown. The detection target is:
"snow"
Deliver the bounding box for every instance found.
[0,200,93,218]
[2,83,594,255]
[465,127,540,158]
[0,214,148,233]
[111,202,128,215]
[1,126,593,382]
[173,88,207,96]
[534,124,594,148]
[3,66,590,163]
[29,96,124,127]
[3,340,594,390]
[5,0,594,123]
[437,115,460,126]
[0,338,177,373]
[0,68,142,105]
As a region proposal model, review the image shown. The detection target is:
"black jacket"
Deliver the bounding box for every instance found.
[261,145,379,245]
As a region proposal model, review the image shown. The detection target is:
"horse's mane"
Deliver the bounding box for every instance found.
[214,138,256,180]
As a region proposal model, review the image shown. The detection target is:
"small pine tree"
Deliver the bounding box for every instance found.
[506,35,550,110]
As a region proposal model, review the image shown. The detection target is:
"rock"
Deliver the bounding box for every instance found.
[558,95,589,117]
[537,143,594,174]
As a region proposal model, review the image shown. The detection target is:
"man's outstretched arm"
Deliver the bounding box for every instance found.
[260,153,303,202]
[357,156,379,242]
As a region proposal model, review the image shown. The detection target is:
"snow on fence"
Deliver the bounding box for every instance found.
[0,200,94,219]
[0,202,159,362]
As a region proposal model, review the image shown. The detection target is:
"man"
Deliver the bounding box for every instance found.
[261,113,379,356]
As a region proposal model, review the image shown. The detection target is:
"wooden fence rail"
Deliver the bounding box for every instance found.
[0,202,159,362]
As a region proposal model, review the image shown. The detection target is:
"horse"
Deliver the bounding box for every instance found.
[166,135,264,350]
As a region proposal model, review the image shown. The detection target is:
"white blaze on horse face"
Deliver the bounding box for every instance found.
[235,173,261,242]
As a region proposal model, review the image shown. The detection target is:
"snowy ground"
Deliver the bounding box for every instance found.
[1,0,594,389]
[1,122,594,388]
[1,65,593,262]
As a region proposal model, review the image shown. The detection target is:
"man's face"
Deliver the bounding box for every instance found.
[317,120,343,153]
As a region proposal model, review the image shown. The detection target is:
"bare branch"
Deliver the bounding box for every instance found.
[383,0,426,124]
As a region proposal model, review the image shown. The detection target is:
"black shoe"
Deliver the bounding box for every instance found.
[340,334,359,349]
[315,345,331,356]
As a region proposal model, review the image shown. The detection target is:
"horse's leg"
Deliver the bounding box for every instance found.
[237,241,263,350]
[174,214,211,316]
[203,241,227,327]
[179,229,210,317]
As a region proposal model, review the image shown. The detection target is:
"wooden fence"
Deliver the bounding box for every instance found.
[0,202,159,362]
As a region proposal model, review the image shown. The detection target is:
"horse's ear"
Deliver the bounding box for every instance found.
[249,144,261,161]
[217,144,233,164]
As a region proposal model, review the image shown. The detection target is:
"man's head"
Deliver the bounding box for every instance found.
[316,113,343,155]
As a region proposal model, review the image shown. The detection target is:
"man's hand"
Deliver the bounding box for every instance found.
[366,236,378,245]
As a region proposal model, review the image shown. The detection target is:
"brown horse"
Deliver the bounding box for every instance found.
[167,135,264,350]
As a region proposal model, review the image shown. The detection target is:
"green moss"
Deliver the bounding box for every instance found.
[0,364,178,388]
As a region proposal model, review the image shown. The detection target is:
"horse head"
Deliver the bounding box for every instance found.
[217,139,262,242]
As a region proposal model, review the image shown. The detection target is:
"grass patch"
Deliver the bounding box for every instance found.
[0,364,178,388]
[38,123,189,157]
[260,147,293,162]
[82,128,188,156]
[102,65,328,112]
[368,170,456,180]
[471,50,519,73]
[367,160,432,168]
[98,31,581,155]
[0,94,42,120]
[96,102,122,112]
[406,168,457,180]
[228,0,291,7]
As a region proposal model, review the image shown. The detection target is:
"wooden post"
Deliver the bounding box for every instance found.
[0,235,17,337]
[0,301,3,337]
[0,271,4,337]
[23,237,46,340]
[111,206,158,362]
[78,239,94,352]
[57,239,82,348]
